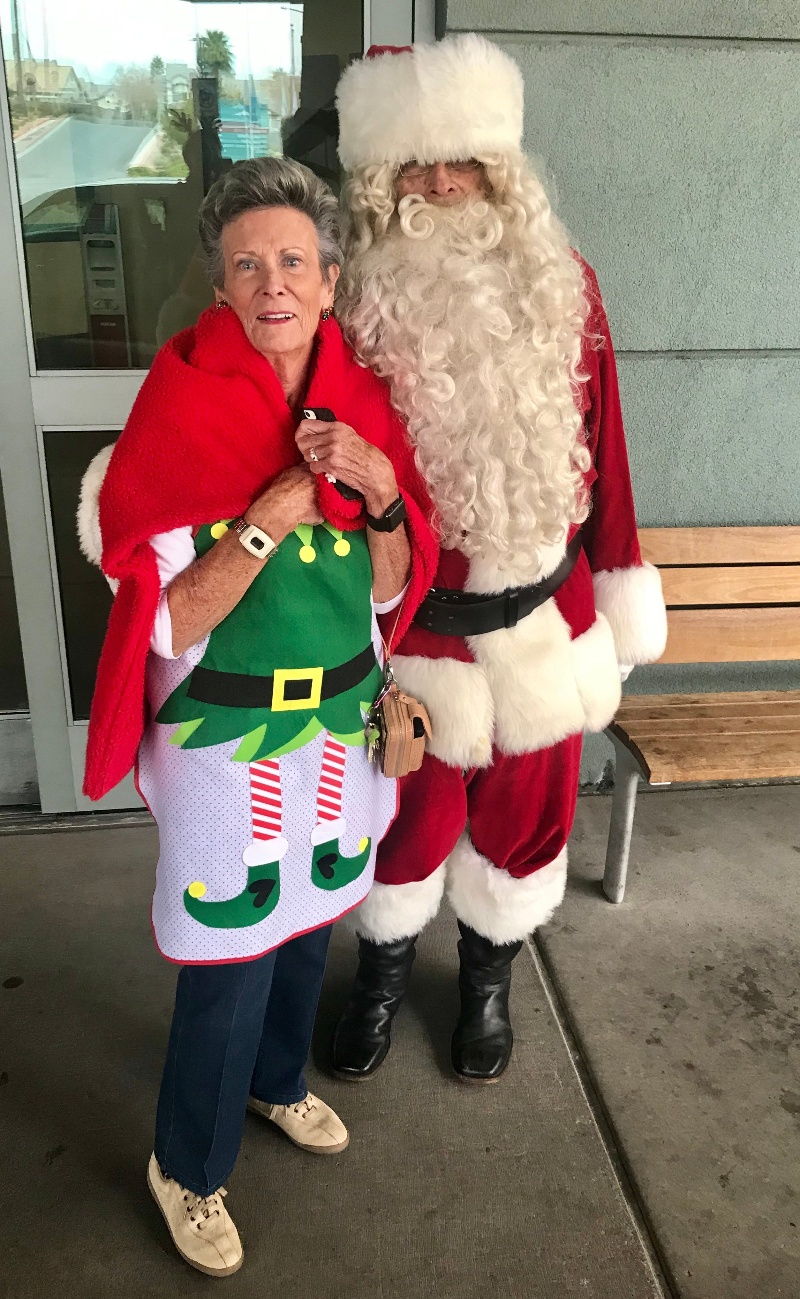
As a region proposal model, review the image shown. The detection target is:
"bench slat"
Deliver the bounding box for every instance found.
[616,691,800,721]
[609,725,800,784]
[618,716,800,738]
[660,607,800,663]
[639,526,800,566]
[660,565,800,607]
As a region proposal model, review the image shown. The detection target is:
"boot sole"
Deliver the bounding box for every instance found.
[147,1166,243,1278]
[330,1065,384,1083]
[454,1072,503,1085]
[453,1057,511,1085]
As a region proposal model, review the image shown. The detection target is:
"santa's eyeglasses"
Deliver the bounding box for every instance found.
[396,159,483,181]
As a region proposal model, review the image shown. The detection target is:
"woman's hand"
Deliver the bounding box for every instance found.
[296,420,399,517]
[297,421,411,606]
[246,464,323,544]
[166,466,322,657]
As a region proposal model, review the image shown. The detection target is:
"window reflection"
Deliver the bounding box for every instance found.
[0,474,28,712]
[43,429,116,721]
[2,0,361,369]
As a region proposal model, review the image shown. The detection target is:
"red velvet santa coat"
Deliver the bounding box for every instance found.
[389,263,668,768]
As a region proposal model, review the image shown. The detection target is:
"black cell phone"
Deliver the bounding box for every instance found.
[301,407,364,502]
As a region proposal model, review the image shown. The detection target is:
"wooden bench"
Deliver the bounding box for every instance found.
[602,526,800,903]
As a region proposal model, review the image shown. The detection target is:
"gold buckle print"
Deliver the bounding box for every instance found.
[271,667,324,712]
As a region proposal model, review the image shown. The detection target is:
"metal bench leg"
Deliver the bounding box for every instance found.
[602,741,642,904]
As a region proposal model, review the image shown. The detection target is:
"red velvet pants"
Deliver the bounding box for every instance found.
[375,733,583,886]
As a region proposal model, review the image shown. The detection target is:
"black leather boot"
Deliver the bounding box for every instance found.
[331,934,417,1080]
[451,921,523,1083]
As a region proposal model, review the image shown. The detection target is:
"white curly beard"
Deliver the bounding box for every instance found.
[338,195,591,579]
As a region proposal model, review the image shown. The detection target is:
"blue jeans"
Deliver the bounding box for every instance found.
[154,924,332,1196]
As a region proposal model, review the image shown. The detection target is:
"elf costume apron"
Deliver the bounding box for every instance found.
[138,517,397,964]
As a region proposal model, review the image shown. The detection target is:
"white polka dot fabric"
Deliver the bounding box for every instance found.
[137,620,397,964]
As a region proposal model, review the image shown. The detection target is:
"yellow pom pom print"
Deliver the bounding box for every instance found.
[299,545,316,563]
[334,538,351,557]
[210,520,230,539]
[358,837,369,852]
[187,881,207,899]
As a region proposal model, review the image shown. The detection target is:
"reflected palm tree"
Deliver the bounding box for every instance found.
[195,30,234,80]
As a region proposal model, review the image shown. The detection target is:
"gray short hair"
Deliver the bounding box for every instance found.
[198,156,342,289]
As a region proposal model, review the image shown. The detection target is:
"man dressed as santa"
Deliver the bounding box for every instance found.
[330,35,668,1084]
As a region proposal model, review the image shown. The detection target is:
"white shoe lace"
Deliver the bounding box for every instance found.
[182,1185,227,1229]
[281,1095,316,1120]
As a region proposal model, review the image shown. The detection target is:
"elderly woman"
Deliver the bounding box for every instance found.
[78,157,436,1277]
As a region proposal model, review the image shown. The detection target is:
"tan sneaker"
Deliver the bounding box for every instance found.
[248,1092,349,1154]
[147,1153,243,1277]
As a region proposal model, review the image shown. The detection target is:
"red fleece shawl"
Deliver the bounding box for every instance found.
[85,306,437,801]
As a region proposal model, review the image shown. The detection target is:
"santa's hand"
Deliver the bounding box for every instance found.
[295,419,399,517]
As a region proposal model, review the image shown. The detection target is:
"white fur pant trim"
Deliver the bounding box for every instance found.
[446,834,568,944]
[351,863,447,943]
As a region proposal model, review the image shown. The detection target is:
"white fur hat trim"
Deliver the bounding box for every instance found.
[336,33,524,171]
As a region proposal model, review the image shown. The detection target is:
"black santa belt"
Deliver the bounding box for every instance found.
[186,645,378,711]
[414,533,582,638]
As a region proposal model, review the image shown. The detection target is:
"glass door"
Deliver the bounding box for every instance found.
[0,0,422,811]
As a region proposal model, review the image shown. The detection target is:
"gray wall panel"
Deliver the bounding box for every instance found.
[617,354,800,527]
[449,0,800,39]
[502,38,800,350]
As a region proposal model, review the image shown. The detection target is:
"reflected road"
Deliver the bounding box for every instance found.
[15,118,153,210]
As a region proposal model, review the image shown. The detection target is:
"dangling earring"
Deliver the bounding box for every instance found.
[216,299,229,310]
[321,307,332,321]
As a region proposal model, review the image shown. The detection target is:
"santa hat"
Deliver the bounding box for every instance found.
[336,34,524,172]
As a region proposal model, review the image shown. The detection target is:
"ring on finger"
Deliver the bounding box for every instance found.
[309,447,319,462]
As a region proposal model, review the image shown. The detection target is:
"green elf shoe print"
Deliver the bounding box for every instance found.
[308,733,371,890]
[310,818,372,892]
[184,835,287,929]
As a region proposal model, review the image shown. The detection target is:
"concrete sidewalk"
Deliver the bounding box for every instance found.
[3,784,797,1296]
[0,821,661,1298]
[539,783,800,1299]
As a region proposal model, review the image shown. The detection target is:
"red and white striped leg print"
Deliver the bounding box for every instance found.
[317,735,347,822]
[242,759,289,867]
[310,733,348,847]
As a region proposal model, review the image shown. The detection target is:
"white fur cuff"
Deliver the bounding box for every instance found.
[592,562,668,666]
[350,865,446,942]
[571,613,622,734]
[391,654,494,769]
[77,443,115,567]
[446,834,567,943]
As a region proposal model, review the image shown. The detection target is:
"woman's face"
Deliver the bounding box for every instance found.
[217,206,338,364]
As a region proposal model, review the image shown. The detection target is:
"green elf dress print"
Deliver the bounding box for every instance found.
[156,519,383,931]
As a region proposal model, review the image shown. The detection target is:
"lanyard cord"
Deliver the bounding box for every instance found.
[379,597,405,681]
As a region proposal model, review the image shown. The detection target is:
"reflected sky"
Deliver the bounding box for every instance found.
[1,0,302,82]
